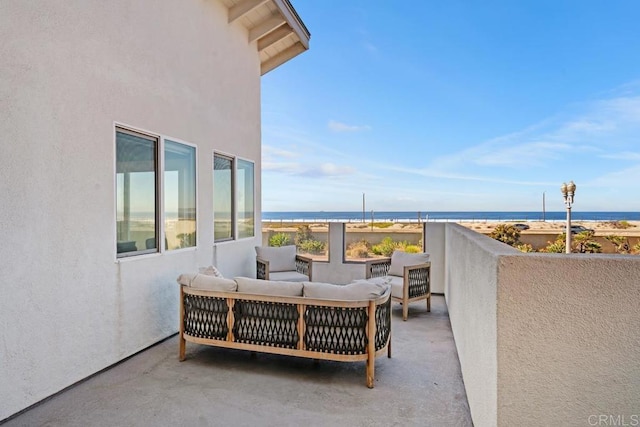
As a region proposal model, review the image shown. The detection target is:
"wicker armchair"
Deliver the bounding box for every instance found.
[255,245,313,282]
[365,251,430,321]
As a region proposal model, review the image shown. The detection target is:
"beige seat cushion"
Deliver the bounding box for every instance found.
[303,281,389,301]
[388,251,430,277]
[255,245,297,272]
[235,276,303,297]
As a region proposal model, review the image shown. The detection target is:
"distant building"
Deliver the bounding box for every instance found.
[0,0,309,420]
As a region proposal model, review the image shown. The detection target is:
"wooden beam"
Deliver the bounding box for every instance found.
[248,15,286,43]
[260,41,306,75]
[228,0,270,23]
[257,25,292,52]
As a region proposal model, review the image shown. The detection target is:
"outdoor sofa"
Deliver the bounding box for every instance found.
[177,272,391,388]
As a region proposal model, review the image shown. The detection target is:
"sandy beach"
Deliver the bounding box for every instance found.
[263,220,640,237]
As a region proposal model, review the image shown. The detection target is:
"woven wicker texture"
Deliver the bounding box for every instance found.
[369,261,390,278]
[375,297,392,350]
[408,267,430,298]
[305,306,369,355]
[233,300,299,348]
[183,294,229,339]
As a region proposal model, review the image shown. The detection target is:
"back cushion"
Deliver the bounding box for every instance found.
[176,273,237,291]
[190,274,238,292]
[255,245,297,272]
[388,251,430,277]
[235,276,303,297]
[303,281,389,301]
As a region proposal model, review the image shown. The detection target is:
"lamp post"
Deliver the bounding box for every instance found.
[561,181,576,254]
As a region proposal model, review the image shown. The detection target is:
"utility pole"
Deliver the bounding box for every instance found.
[542,192,546,222]
[362,193,365,222]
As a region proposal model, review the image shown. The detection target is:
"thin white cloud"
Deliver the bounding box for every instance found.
[298,163,356,178]
[262,145,299,159]
[328,120,371,132]
[600,151,640,161]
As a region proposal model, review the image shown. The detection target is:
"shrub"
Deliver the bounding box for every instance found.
[607,220,634,229]
[372,237,404,257]
[515,243,534,253]
[295,225,313,245]
[633,242,640,255]
[298,239,326,255]
[604,235,630,254]
[489,224,520,246]
[404,245,422,253]
[573,230,601,253]
[269,232,290,247]
[346,240,372,258]
[371,222,393,229]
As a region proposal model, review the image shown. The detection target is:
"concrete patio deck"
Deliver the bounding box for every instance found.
[3,295,472,427]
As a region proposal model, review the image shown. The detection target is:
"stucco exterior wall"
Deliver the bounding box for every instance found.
[441,224,640,427]
[0,1,262,420]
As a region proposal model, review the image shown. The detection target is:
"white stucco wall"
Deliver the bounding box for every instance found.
[441,224,640,427]
[0,1,262,419]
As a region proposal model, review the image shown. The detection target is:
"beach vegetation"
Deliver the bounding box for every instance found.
[372,237,405,257]
[573,230,601,253]
[346,240,372,258]
[404,244,422,253]
[633,242,640,254]
[607,220,634,229]
[489,224,521,247]
[298,239,326,255]
[604,235,630,254]
[371,222,393,229]
[295,225,326,255]
[515,243,534,253]
[269,232,290,247]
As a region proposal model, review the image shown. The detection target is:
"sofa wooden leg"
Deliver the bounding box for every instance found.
[179,334,186,361]
[402,302,408,321]
[427,295,431,312]
[366,354,375,388]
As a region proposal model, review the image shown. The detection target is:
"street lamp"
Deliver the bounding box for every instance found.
[561,181,576,253]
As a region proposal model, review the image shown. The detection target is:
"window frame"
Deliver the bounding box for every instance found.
[213,152,235,243]
[213,152,256,243]
[114,124,198,260]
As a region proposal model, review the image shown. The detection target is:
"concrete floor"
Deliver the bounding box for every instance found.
[3,295,472,427]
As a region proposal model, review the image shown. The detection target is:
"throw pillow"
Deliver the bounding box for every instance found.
[388,251,430,277]
[199,265,224,278]
[255,245,297,272]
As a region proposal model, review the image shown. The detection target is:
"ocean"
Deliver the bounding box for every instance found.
[262,211,640,222]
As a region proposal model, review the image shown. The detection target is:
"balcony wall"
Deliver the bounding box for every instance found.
[426,223,640,427]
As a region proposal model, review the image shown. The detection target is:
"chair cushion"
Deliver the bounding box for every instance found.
[269,271,309,282]
[388,251,430,277]
[354,276,404,299]
[255,245,297,272]
[303,281,389,301]
[235,276,303,297]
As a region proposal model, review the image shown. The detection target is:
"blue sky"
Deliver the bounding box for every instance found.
[261,1,640,212]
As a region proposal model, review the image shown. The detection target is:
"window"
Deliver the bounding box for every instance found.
[237,159,255,239]
[116,126,197,257]
[116,128,158,256]
[164,140,196,250]
[214,154,233,242]
[213,154,255,242]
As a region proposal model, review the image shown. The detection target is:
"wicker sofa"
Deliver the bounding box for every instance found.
[178,274,391,388]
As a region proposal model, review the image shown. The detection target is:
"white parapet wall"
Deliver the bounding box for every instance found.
[429,223,640,427]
